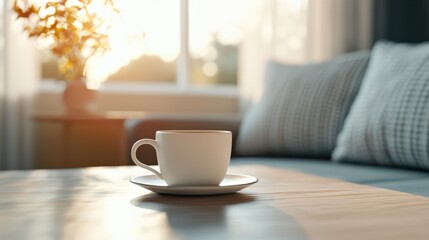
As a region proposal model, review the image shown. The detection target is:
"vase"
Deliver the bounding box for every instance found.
[63,79,97,113]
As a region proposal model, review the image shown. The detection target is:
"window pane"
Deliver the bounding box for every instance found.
[40,0,179,85]
[189,0,245,86]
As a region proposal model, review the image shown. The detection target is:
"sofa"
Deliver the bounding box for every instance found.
[126,41,429,198]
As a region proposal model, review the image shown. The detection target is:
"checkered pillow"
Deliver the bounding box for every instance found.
[235,51,370,157]
[333,41,429,170]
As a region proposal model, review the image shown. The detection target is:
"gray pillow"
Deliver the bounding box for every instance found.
[333,41,429,170]
[236,51,370,157]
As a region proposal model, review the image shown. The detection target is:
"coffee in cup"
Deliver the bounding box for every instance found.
[131,130,232,186]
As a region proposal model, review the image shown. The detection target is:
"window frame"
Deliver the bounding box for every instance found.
[37,0,238,92]
[177,0,190,89]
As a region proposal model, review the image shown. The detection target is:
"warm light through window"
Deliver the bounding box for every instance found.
[41,0,246,86]
[86,0,180,87]
[189,0,245,85]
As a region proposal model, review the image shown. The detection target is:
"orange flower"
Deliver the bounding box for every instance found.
[13,0,118,81]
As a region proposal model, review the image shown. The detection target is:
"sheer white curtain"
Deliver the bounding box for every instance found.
[0,0,38,170]
[239,0,373,108]
[308,0,373,62]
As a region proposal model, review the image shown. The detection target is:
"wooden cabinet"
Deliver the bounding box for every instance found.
[33,111,147,169]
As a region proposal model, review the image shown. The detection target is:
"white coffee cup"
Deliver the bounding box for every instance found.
[131,130,232,186]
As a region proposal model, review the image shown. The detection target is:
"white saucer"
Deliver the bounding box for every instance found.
[130,174,258,196]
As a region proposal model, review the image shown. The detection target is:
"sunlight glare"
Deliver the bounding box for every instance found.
[189,0,245,58]
[105,197,170,240]
[86,0,179,86]
[86,0,246,87]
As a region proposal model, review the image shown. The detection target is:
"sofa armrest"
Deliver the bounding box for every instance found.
[125,113,242,165]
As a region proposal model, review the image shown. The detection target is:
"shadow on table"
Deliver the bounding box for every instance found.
[131,193,308,240]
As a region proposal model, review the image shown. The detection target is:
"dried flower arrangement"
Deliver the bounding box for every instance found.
[13,0,118,81]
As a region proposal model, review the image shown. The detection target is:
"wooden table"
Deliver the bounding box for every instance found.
[1,164,429,240]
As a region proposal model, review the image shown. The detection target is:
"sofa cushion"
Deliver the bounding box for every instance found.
[333,41,429,170]
[236,51,370,157]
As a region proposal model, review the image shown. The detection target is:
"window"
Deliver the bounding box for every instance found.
[188,0,244,86]
[41,0,245,88]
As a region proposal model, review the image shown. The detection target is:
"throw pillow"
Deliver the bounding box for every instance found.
[333,41,429,170]
[235,51,370,157]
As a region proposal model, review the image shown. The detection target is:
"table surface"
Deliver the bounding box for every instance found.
[1,164,429,240]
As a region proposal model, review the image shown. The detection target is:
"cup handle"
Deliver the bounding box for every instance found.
[131,139,163,179]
